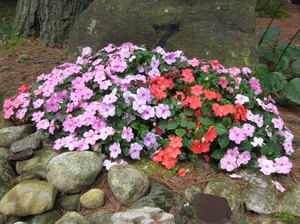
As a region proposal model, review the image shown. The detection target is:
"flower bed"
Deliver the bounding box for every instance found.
[3,43,294,176]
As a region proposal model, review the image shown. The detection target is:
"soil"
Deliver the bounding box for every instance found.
[0,1,300,221]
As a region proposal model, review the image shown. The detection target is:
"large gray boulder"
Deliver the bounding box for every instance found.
[0,125,35,148]
[47,151,103,194]
[68,0,258,68]
[0,180,57,216]
[108,165,149,205]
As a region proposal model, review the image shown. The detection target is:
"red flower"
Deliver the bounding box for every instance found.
[212,104,236,117]
[205,126,217,142]
[190,140,210,154]
[169,136,183,148]
[234,103,248,124]
[178,167,186,177]
[18,84,32,94]
[182,69,195,84]
[183,96,202,109]
[191,85,203,96]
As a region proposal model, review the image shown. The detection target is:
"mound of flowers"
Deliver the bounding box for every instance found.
[3,43,294,176]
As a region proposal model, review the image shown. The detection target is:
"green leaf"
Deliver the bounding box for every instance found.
[258,26,281,45]
[131,122,139,130]
[175,128,186,137]
[275,56,289,71]
[239,140,253,152]
[215,123,227,135]
[210,149,225,160]
[222,117,232,128]
[292,60,300,74]
[247,160,259,170]
[260,145,271,156]
[115,108,122,117]
[261,72,287,94]
[158,120,168,131]
[180,120,196,129]
[282,78,300,104]
[183,109,194,116]
[218,134,230,149]
[198,117,214,127]
[296,34,300,41]
[167,121,178,130]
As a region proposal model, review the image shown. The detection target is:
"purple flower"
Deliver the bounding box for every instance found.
[162,52,176,65]
[129,143,143,160]
[121,127,134,142]
[36,119,50,130]
[141,106,155,120]
[132,99,147,114]
[229,127,247,144]
[62,117,77,133]
[137,87,153,103]
[155,104,171,119]
[99,103,116,118]
[109,142,121,158]
[143,132,157,149]
[44,96,59,113]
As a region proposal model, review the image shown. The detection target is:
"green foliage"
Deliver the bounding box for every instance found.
[272,211,297,224]
[256,26,300,105]
[256,0,289,18]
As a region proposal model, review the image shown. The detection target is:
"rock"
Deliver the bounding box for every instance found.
[47,151,103,194]
[237,169,271,189]
[80,188,105,209]
[204,178,242,211]
[54,211,91,224]
[131,181,188,212]
[0,147,10,159]
[69,0,258,68]
[280,184,300,216]
[184,186,202,201]
[56,194,81,211]
[0,180,57,216]
[108,164,149,205]
[0,180,10,199]
[111,206,175,224]
[16,149,59,178]
[0,125,35,148]
[86,211,113,224]
[0,156,16,187]
[10,132,41,153]
[15,172,42,183]
[30,209,61,224]
[244,185,283,215]
[7,148,34,161]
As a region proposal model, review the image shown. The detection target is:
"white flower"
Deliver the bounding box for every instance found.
[251,137,264,147]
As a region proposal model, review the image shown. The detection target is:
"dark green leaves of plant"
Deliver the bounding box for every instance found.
[158,120,167,131]
[175,128,186,137]
[210,149,225,160]
[218,134,230,149]
[292,60,300,74]
[258,26,281,45]
[282,78,300,104]
[215,123,227,135]
[167,121,178,130]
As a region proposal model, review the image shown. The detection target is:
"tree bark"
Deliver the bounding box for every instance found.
[13,0,92,46]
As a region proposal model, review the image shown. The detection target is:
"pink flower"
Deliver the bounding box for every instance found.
[249,77,262,95]
[143,132,158,149]
[121,127,134,142]
[32,111,45,122]
[258,156,275,175]
[229,127,247,144]
[83,130,100,145]
[188,58,201,67]
[210,60,223,69]
[235,94,249,105]
[226,147,239,157]
[220,155,238,172]
[272,117,284,130]
[33,99,44,109]
[99,126,115,140]
[54,138,66,150]
[218,76,229,88]
[242,123,255,137]
[36,119,50,130]
[99,103,116,118]
[274,156,292,174]
[271,181,286,192]
[109,142,121,158]
[44,97,59,113]
[237,151,251,166]
[132,99,147,114]
[162,52,176,65]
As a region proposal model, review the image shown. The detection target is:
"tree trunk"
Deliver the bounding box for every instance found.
[13,0,92,46]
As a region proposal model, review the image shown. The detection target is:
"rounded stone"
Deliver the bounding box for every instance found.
[47,151,103,194]
[80,188,105,209]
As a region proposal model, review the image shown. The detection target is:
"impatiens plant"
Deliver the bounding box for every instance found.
[3,43,294,176]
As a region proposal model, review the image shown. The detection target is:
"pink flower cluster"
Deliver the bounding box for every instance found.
[220,147,251,172]
[258,156,292,175]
